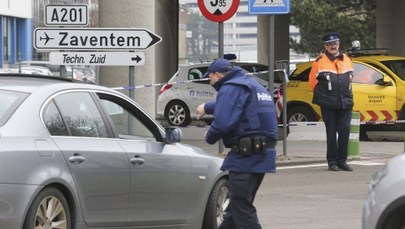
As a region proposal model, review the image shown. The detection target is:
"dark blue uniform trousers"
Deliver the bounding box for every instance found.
[320,107,352,167]
[219,171,264,229]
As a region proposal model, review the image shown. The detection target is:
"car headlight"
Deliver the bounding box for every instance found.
[369,164,388,191]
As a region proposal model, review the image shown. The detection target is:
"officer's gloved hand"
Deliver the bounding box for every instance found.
[196,103,206,120]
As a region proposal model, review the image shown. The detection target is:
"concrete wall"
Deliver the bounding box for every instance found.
[98,0,178,117]
[257,15,290,65]
[0,0,31,18]
[376,0,405,56]
[155,0,179,100]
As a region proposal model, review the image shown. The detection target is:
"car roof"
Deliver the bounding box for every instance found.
[291,54,405,74]
[0,74,105,94]
[353,55,405,62]
[179,61,267,68]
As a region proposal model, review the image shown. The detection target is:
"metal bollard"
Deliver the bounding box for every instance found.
[348,112,360,160]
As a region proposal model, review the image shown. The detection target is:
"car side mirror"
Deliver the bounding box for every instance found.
[165,127,182,144]
[376,75,393,86]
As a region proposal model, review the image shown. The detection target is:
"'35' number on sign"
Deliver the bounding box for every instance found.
[210,0,226,7]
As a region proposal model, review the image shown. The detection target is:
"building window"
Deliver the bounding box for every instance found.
[2,17,9,65]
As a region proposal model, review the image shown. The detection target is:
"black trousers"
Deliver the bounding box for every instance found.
[219,171,264,229]
[320,107,352,166]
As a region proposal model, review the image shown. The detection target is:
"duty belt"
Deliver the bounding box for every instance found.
[231,136,277,156]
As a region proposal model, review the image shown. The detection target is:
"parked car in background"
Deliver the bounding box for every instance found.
[10,61,97,83]
[68,66,96,84]
[157,62,283,126]
[362,153,405,229]
[0,73,229,229]
[1,65,53,76]
[275,48,405,138]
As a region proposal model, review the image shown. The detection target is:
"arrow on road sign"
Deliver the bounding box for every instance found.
[49,52,146,66]
[131,55,143,63]
[35,28,162,50]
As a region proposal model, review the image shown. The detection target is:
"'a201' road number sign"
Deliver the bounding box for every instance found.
[45,4,88,26]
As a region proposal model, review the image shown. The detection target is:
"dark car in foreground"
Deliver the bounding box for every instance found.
[0,74,229,229]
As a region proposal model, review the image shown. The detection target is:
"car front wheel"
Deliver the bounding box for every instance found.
[202,178,230,229]
[23,187,71,229]
[166,101,191,127]
[287,106,316,122]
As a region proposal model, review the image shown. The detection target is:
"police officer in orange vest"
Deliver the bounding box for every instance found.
[309,32,354,172]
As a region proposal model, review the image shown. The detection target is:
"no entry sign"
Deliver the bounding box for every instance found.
[198,0,240,22]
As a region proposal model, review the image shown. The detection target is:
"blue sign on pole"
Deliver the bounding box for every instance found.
[248,0,290,14]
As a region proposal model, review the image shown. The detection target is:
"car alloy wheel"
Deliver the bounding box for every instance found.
[202,178,230,229]
[23,187,70,229]
[166,101,191,127]
[287,106,315,122]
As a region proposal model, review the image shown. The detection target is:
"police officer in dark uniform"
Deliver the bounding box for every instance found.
[309,32,354,172]
[196,58,278,229]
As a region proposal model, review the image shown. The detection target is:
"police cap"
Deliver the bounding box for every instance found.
[322,32,340,43]
[202,58,233,78]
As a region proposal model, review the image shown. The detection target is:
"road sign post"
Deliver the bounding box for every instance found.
[248,0,290,157]
[198,0,240,155]
[39,4,163,103]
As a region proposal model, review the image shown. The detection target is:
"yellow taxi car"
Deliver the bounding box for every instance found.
[277,49,405,135]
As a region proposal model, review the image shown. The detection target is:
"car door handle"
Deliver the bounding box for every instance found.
[68,155,86,164]
[130,157,145,166]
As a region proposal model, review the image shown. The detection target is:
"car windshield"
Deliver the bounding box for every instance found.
[0,90,28,126]
[381,60,405,80]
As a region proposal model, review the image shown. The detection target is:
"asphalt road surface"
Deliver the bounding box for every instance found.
[255,161,385,229]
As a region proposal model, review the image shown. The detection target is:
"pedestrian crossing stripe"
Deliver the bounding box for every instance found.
[253,0,285,7]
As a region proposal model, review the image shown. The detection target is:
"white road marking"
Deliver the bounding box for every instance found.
[278,160,386,170]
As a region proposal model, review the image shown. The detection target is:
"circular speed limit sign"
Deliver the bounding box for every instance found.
[198,0,240,22]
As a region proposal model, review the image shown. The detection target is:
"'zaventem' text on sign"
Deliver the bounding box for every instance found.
[34,28,161,50]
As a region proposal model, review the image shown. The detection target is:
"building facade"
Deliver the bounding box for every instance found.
[0,0,32,68]
[0,0,98,68]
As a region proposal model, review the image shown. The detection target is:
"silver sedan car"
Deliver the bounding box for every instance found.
[362,153,405,229]
[0,74,229,229]
[157,62,274,127]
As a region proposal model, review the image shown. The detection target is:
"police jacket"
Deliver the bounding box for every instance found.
[309,52,354,110]
[204,66,278,173]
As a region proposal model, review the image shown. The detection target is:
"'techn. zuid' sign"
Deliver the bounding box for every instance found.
[34,28,162,50]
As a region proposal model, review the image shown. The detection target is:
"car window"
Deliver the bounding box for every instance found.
[290,67,311,81]
[46,92,109,138]
[43,101,69,136]
[189,67,209,84]
[100,98,156,141]
[381,60,405,80]
[0,90,28,126]
[238,64,268,73]
[352,63,383,85]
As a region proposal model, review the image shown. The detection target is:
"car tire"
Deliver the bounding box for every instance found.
[23,187,71,229]
[287,106,316,122]
[379,206,405,229]
[202,178,230,229]
[165,101,191,127]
